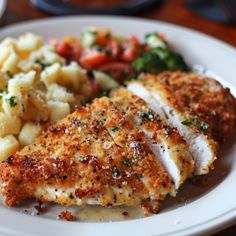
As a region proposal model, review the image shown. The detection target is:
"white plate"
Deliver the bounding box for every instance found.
[0,0,6,20]
[0,16,236,236]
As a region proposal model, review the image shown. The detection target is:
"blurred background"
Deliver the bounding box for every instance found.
[0,0,235,47]
[0,0,236,235]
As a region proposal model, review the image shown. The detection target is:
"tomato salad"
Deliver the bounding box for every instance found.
[49,27,188,96]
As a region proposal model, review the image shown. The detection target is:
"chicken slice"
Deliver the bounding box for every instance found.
[0,97,172,210]
[127,74,218,175]
[147,71,236,143]
[89,97,174,199]
[110,88,194,190]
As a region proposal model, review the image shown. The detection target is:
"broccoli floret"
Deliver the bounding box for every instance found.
[152,47,188,71]
[132,52,167,74]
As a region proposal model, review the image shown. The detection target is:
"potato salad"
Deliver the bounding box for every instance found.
[0,33,95,161]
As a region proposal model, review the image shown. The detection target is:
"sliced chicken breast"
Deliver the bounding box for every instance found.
[127,74,218,175]
[0,97,172,211]
[110,88,194,190]
[148,71,236,143]
[89,97,174,199]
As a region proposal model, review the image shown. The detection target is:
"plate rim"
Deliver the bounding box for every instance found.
[0,15,235,236]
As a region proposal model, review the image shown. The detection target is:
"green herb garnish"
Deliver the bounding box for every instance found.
[111,126,118,132]
[66,88,73,94]
[99,120,104,126]
[122,159,132,167]
[7,96,17,107]
[181,120,192,126]
[35,59,52,70]
[6,71,13,79]
[98,111,104,116]
[169,109,174,116]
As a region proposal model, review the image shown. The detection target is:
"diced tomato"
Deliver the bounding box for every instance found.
[98,62,135,81]
[121,35,141,62]
[106,39,121,59]
[48,40,70,57]
[121,47,138,62]
[127,35,141,46]
[79,49,108,70]
[69,41,81,61]
[96,30,112,46]
[158,32,166,41]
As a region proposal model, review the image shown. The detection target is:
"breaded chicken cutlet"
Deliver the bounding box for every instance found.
[0,97,174,211]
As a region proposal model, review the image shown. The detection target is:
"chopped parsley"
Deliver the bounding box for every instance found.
[6,71,13,79]
[99,120,104,126]
[181,119,209,132]
[7,96,17,107]
[111,126,118,132]
[122,158,132,167]
[35,59,52,70]
[181,120,192,126]
[66,88,73,94]
[169,109,174,116]
[98,111,104,116]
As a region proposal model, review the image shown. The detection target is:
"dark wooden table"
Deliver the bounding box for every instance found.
[3,0,236,235]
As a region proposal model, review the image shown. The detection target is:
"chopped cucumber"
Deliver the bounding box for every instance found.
[81,29,97,48]
[145,32,167,49]
[93,71,119,90]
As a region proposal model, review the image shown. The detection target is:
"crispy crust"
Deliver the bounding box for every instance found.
[129,74,218,175]
[142,72,236,142]
[89,97,173,199]
[111,88,194,186]
[0,97,172,207]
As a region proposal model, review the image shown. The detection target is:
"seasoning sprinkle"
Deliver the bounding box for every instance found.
[111,126,118,132]
[181,120,192,126]
[112,168,121,179]
[122,158,132,167]
[201,123,209,132]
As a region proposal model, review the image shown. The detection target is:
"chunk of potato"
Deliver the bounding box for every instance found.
[0,135,19,162]
[2,94,22,116]
[0,113,21,137]
[2,46,19,72]
[8,71,36,95]
[27,91,49,121]
[19,122,43,146]
[47,101,70,122]
[17,33,43,52]
[0,46,10,67]
[46,84,75,103]
[41,63,60,87]
[0,37,17,48]
[59,62,87,91]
